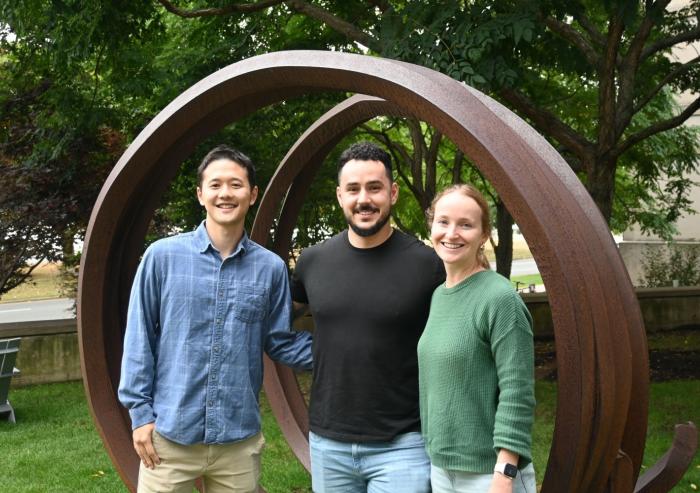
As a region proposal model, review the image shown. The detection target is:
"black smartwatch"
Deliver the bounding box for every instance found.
[494,462,518,479]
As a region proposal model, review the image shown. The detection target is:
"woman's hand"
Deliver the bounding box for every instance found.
[490,448,519,493]
[488,471,514,493]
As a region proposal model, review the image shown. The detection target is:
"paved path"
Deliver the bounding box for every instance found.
[0,298,74,324]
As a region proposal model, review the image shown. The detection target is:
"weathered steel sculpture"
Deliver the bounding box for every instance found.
[78,51,697,493]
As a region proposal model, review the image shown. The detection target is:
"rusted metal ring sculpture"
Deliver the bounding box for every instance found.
[78,51,696,492]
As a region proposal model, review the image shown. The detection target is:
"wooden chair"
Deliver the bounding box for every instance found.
[0,337,21,423]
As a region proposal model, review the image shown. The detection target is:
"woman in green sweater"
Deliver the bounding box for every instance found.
[418,184,536,493]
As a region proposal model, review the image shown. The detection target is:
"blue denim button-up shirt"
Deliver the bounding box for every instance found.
[118,222,312,445]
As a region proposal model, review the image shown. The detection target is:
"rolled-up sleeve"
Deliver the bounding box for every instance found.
[264,262,313,371]
[118,246,161,429]
[490,292,536,465]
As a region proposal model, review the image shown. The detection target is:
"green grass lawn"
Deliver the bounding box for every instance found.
[0,382,309,493]
[643,381,700,491]
[535,381,700,491]
[2,259,697,491]
[511,273,544,290]
[1,380,697,492]
[0,263,65,303]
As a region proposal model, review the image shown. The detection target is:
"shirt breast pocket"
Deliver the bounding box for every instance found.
[234,283,267,324]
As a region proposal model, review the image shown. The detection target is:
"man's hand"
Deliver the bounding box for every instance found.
[292,301,309,320]
[133,423,160,469]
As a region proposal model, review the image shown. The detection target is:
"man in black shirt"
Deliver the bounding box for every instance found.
[291,142,445,492]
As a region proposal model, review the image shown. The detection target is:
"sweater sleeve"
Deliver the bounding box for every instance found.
[488,290,536,467]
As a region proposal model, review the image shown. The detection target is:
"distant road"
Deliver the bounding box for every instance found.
[0,298,74,324]
[491,258,539,277]
[0,259,538,324]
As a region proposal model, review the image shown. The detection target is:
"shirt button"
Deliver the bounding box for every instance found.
[213,346,220,353]
[211,374,217,380]
[208,401,214,407]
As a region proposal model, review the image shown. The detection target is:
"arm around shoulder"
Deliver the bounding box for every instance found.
[263,258,313,371]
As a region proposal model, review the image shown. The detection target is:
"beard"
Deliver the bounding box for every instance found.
[345,204,391,237]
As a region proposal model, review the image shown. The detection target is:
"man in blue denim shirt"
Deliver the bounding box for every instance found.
[118,145,312,493]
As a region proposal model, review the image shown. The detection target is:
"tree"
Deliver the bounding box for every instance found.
[378,0,700,233]
[0,1,165,295]
[158,0,700,249]
[0,60,125,296]
[0,0,350,293]
[3,1,698,294]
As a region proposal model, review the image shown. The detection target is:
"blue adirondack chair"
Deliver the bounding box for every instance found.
[0,337,21,423]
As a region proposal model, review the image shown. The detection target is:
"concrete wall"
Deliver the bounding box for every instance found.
[1,319,81,387]
[12,333,81,386]
[525,287,700,339]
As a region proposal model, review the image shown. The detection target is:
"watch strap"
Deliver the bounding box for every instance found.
[494,462,518,479]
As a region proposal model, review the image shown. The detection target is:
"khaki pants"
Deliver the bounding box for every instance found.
[137,431,265,493]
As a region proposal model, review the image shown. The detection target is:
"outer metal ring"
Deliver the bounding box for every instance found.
[78,51,649,492]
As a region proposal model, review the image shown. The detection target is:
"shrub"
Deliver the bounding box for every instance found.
[638,243,700,287]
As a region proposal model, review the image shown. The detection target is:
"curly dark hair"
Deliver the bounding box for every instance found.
[337,141,392,182]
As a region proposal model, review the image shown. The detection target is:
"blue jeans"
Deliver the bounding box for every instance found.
[309,431,431,493]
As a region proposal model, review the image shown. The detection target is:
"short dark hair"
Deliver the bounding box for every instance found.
[337,141,392,183]
[197,145,256,188]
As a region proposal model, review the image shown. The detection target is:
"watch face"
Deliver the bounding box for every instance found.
[504,463,518,478]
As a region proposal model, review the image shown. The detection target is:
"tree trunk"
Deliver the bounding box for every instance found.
[62,229,75,259]
[494,199,514,279]
[586,155,617,223]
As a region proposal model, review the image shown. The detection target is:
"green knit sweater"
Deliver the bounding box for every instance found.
[418,270,535,473]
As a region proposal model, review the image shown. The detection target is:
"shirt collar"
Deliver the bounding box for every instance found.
[194,221,250,257]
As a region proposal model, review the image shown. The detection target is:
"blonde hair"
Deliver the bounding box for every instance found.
[426,184,492,270]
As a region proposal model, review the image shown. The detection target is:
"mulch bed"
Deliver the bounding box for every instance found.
[534,341,700,382]
[648,350,700,381]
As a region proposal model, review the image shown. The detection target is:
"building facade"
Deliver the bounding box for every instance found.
[618,0,700,285]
